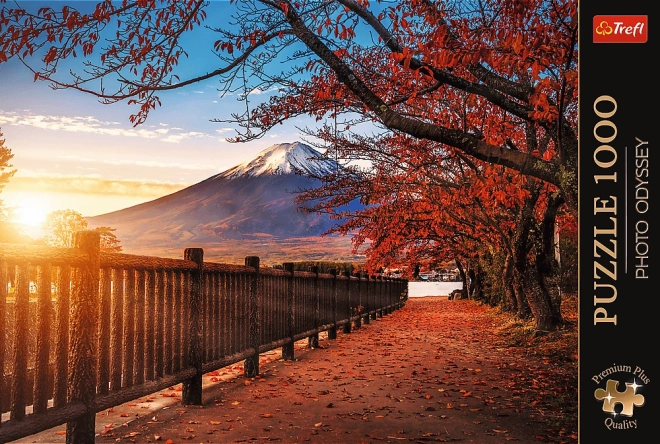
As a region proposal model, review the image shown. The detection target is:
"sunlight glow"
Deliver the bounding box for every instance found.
[14,198,49,227]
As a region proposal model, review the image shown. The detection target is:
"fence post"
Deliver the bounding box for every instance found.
[34,264,52,414]
[11,264,29,422]
[309,266,320,348]
[97,267,111,396]
[343,271,352,334]
[0,264,5,412]
[385,278,396,314]
[110,269,124,391]
[392,279,398,313]
[354,272,362,329]
[371,275,375,318]
[403,279,408,305]
[396,278,401,310]
[372,276,377,318]
[387,277,392,311]
[122,269,136,389]
[53,265,70,408]
[245,256,260,377]
[328,269,337,340]
[134,271,146,385]
[145,270,156,382]
[155,270,166,378]
[376,275,383,318]
[66,230,100,444]
[364,275,371,325]
[368,274,374,324]
[182,248,203,405]
[370,275,377,320]
[282,262,295,360]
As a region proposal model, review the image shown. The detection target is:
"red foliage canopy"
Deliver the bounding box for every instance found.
[0,0,578,213]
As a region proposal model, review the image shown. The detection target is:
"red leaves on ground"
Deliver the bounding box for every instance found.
[96,299,575,443]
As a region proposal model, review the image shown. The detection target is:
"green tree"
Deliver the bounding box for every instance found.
[0,128,16,211]
[93,226,122,253]
[42,209,88,247]
[0,128,18,243]
[42,209,123,252]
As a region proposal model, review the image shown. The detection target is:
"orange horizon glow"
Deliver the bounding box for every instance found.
[13,196,49,227]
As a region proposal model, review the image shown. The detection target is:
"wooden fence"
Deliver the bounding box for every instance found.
[0,231,408,443]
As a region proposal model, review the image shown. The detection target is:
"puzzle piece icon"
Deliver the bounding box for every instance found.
[595,379,645,417]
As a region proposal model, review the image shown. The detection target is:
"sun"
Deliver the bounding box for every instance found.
[15,201,49,227]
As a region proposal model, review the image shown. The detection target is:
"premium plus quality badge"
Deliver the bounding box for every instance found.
[593,365,649,430]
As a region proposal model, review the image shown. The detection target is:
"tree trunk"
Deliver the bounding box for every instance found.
[535,193,566,327]
[524,276,558,333]
[470,266,485,301]
[455,259,469,299]
[502,252,517,311]
[466,268,476,299]
[513,187,564,332]
[513,273,531,319]
[512,184,542,322]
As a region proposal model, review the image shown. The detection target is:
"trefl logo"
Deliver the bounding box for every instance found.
[594,15,648,43]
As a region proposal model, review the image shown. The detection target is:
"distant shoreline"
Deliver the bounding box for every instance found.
[408,295,450,300]
[408,281,463,297]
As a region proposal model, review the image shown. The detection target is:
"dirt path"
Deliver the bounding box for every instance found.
[21,297,579,444]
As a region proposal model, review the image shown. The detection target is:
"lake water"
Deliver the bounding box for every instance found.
[407,281,463,297]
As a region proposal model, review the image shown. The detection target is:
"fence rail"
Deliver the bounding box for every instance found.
[0,231,408,443]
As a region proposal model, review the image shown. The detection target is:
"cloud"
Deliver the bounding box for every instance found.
[0,111,212,144]
[55,155,220,171]
[241,86,281,97]
[8,173,188,198]
[160,131,207,144]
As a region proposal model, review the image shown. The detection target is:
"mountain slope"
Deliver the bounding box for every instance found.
[86,142,358,261]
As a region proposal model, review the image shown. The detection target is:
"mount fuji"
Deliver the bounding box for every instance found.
[86,142,361,263]
[219,141,338,179]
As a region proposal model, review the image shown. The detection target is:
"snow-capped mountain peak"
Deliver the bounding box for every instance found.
[219,142,338,179]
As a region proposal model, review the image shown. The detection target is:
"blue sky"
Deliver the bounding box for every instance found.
[0,1,328,232]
